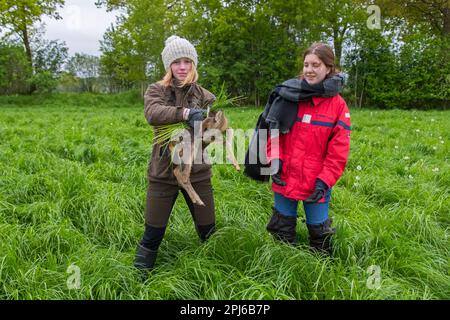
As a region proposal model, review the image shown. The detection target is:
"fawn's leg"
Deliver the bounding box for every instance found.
[173,154,205,206]
[225,128,240,171]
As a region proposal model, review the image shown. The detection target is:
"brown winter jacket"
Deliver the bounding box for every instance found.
[144,80,216,185]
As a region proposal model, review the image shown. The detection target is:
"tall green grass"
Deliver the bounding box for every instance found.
[0,93,448,299]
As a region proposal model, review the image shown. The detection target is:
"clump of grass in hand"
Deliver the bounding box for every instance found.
[206,83,244,113]
[153,83,243,149]
[153,123,189,148]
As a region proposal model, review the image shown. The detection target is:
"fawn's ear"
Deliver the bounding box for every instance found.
[215,111,223,121]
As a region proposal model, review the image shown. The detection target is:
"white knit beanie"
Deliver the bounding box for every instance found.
[161,35,198,72]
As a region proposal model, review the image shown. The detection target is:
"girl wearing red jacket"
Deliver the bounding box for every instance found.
[266,43,351,255]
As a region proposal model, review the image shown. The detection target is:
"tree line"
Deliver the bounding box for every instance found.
[1,0,449,109]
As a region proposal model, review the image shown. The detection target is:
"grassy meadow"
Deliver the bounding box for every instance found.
[0,93,448,299]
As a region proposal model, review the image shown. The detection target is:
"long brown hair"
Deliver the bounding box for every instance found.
[300,42,338,79]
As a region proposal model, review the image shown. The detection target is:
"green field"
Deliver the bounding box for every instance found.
[0,93,449,299]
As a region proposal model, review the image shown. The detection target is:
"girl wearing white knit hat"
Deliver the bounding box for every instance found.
[134,35,217,277]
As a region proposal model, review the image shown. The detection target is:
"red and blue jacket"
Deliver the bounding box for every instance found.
[267,94,351,201]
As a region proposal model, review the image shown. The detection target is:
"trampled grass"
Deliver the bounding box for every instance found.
[0,93,448,299]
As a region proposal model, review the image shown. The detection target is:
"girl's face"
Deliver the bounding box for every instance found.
[171,58,192,81]
[303,54,331,85]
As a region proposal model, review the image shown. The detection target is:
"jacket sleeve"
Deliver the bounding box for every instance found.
[317,98,351,188]
[144,83,185,125]
[201,87,216,108]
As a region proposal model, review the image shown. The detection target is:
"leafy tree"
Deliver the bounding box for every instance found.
[66,53,100,92]
[28,70,58,93]
[396,33,450,108]
[344,16,450,109]
[344,18,400,108]
[377,0,450,36]
[178,0,308,105]
[0,40,31,94]
[97,0,170,94]
[0,0,65,92]
[33,38,68,74]
[310,0,367,68]
[29,29,68,93]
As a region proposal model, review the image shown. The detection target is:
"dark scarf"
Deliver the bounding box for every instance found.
[262,74,344,134]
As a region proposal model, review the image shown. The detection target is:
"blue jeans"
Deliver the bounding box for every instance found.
[274,190,331,225]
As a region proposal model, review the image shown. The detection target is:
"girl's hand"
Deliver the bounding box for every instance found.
[304,178,328,203]
[186,109,205,128]
[271,159,286,186]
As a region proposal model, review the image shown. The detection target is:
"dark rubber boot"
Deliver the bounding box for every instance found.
[196,223,216,242]
[134,244,158,272]
[306,218,336,256]
[266,207,297,244]
[134,225,165,279]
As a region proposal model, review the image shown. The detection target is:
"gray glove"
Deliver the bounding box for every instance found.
[187,109,206,128]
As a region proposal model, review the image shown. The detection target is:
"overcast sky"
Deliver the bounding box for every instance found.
[42,0,119,57]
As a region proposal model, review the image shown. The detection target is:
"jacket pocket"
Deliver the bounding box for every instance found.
[148,145,172,179]
[301,159,323,193]
[312,126,333,159]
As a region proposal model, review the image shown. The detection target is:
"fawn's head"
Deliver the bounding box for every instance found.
[202,110,228,132]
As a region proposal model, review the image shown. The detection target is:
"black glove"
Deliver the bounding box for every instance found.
[271,159,286,186]
[304,178,329,203]
[186,108,206,128]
